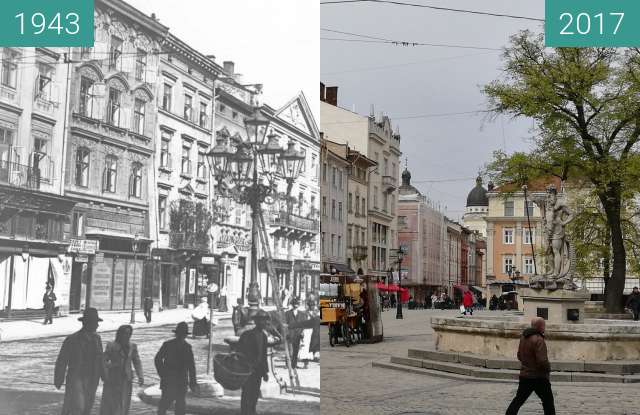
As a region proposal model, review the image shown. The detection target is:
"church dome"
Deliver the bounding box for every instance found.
[466,176,488,207]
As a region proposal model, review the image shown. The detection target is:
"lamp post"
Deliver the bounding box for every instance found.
[130,234,139,324]
[206,106,305,312]
[396,246,406,320]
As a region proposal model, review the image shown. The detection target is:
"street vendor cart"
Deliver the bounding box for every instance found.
[320,274,383,345]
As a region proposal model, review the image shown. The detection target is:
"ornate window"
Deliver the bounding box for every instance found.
[135,49,147,81]
[109,36,123,70]
[129,163,143,198]
[79,76,96,118]
[158,195,167,229]
[1,49,19,88]
[75,147,90,187]
[162,83,172,111]
[107,87,122,126]
[103,155,117,193]
[133,98,146,135]
[184,94,193,122]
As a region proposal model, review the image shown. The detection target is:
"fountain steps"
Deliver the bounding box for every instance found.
[372,349,640,384]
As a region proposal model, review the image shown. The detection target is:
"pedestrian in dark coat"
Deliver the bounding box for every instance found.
[155,322,198,415]
[237,310,272,415]
[43,285,57,324]
[284,297,307,368]
[100,325,144,415]
[506,317,555,415]
[143,297,153,323]
[54,307,104,415]
[626,287,640,320]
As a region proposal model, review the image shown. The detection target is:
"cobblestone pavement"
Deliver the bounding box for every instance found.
[0,320,319,414]
[320,308,640,415]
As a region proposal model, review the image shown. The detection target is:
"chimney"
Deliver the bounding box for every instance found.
[151,13,157,20]
[320,83,326,102]
[325,86,338,106]
[223,61,235,75]
[205,54,216,62]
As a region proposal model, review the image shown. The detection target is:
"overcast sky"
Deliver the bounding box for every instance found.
[321,0,544,220]
[127,0,319,119]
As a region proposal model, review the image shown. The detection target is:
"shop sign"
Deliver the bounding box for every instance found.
[75,254,88,263]
[201,256,216,265]
[68,239,100,254]
[95,252,104,263]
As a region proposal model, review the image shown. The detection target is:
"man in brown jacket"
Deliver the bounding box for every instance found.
[506,317,555,415]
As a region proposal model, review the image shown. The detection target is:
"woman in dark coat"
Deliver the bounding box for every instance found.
[100,325,144,415]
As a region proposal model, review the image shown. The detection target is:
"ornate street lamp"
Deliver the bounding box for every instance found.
[206,106,305,311]
[130,234,139,324]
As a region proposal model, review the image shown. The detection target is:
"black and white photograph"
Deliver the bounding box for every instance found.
[0,0,320,414]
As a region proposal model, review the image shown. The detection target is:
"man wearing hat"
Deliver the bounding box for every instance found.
[237,310,273,415]
[285,297,307,369]
[54,307,104,415]
[155,322,198,415]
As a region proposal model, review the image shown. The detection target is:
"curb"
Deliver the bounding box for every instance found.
[138,385,320,415]
[0,314,232,343]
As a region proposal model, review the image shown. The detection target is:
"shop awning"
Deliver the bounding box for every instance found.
[375,283,410,303]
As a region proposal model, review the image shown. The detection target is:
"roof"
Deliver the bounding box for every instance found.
[466,176,488,207]
[491,176,562,194]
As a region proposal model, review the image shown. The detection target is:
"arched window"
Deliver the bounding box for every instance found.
[75,147,90,187]
[103,155,117,192]
[129,162,142,198]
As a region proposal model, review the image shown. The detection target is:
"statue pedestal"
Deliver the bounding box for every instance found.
[521,288,590,324]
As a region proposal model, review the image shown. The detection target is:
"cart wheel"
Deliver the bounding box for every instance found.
[342,324,351,347]
[329,324,335,347]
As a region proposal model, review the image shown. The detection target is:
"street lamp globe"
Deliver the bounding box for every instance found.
[243,106,270,146]
[279,141,306,182]
[231,143,254,183]
[258,131,284,173]
[207,136,234,179]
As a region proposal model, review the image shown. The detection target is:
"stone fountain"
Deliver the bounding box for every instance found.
[432,185,640,361]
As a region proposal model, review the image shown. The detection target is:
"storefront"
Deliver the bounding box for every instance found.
[259,257,292,305]
[294,258,320,301]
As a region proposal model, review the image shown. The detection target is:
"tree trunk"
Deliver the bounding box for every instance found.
[600,186,627,313]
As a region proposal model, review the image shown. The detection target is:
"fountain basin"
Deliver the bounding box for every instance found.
[432,316,640,361]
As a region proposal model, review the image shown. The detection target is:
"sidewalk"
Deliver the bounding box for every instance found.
[0,308,232,342]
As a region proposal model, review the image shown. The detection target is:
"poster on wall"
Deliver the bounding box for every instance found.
[90,260,113,310]
[112,259,126,310]
[188,268,195,294]
[125,259,143,309]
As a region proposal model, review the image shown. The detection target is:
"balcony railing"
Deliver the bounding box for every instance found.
[352,245,368,260]
[0,160,52,190]
[270,211,319,233]
[382,175,397,193]
[169,231,209,251]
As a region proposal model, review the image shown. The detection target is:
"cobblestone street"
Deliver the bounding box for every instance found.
[320,309,640,415]
[0,319,319,414]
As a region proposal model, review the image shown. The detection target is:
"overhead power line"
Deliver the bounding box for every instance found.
[320,0,545,22]
[321,28,502,50]
[321,51,498,75]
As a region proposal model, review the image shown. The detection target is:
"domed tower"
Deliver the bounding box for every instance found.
[463,176,489,236]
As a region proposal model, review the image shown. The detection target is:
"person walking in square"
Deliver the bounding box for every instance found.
[43,285,57,324]
[506,317,555,415]
[154,322,198,415]
[237,310,273,415]
[462,290,474,316]
[143,297,153,323]
[100,325,144,415]
[54,307,104,415]
[625,286,640,321]
[285,297,307,369]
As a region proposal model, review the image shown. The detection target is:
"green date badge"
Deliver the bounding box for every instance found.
[545,0,640,47]
[0,0,93,47]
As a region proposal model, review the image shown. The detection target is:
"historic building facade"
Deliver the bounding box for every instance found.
[397,167,447,300]
[346,146,375,275]
[320,84,401,281]
[149,33,223,310]
[0,46,76,316]
[262,93,320,304]
[64,1,167,312]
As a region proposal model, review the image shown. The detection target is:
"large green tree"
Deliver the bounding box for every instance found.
[483,31,640,312]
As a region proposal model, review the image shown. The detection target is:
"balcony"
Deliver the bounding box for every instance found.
[0,160,52,190]
[169,231,209,252]
[269,211,319,241]
[352,245,368,260]
[382,175,397,193]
